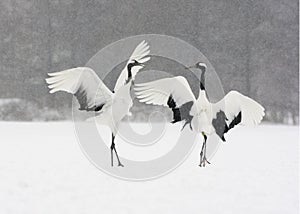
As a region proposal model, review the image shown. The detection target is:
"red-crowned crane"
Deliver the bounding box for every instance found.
[134,62,265,167]
[46,41,150,167]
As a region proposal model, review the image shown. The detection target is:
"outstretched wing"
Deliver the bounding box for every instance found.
[46,67,113,111]
[212,91,265,141]
[114,41,150,92]
[135,76,196,125]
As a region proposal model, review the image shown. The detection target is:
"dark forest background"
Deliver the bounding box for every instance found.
[0,0,298,124]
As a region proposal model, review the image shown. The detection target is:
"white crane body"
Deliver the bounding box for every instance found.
[135,62,265,166]
[46,41,150,167]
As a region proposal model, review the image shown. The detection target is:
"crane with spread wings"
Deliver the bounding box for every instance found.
[46,41,150,167]
[135,62,265,167]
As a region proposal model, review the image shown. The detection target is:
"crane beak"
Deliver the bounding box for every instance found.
[137,62,145,67]
[185,65,196,69]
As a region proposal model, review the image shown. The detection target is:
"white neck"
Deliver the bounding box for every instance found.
[198,90,208,100]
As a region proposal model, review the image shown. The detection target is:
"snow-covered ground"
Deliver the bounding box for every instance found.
[0,122,298,214]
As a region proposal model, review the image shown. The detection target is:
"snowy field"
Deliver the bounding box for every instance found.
[0,122,298,214]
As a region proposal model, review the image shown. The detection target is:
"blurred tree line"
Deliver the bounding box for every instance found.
[0,0,298,124]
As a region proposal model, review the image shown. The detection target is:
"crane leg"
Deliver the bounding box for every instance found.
[110,134,124,167]
[199,132,210,167]
[110,134,114,167]
[111,146,113,167]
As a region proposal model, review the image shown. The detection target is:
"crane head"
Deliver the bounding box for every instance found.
[186,62,207,72]
[130,60,144,67]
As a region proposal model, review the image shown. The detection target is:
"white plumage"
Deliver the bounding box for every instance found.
[135,62,265,167]
[213,91,265,126]
[135,76,196,106]
[46,41,150,167]
[114,40,150,92]
[47,67,112,110]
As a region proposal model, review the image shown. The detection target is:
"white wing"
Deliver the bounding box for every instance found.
[212,91,265,126]
[134,76,196,107]
[114,41,150,92]
[46,67,113,111]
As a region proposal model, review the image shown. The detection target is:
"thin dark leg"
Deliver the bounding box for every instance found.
[199,133,210,167]
[113,146,124,167]
[110,134,115,167]
[110,134,124,167]
[199,140,206,166]
[111,149,113,167]
[203,139,210,166]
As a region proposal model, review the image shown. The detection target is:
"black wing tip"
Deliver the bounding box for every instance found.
[212,110,242,141]
[167,95,194,128]
[228,111,242,130]
[212,110,229,141]
[78,103,105,112]
[167,95,176,108]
